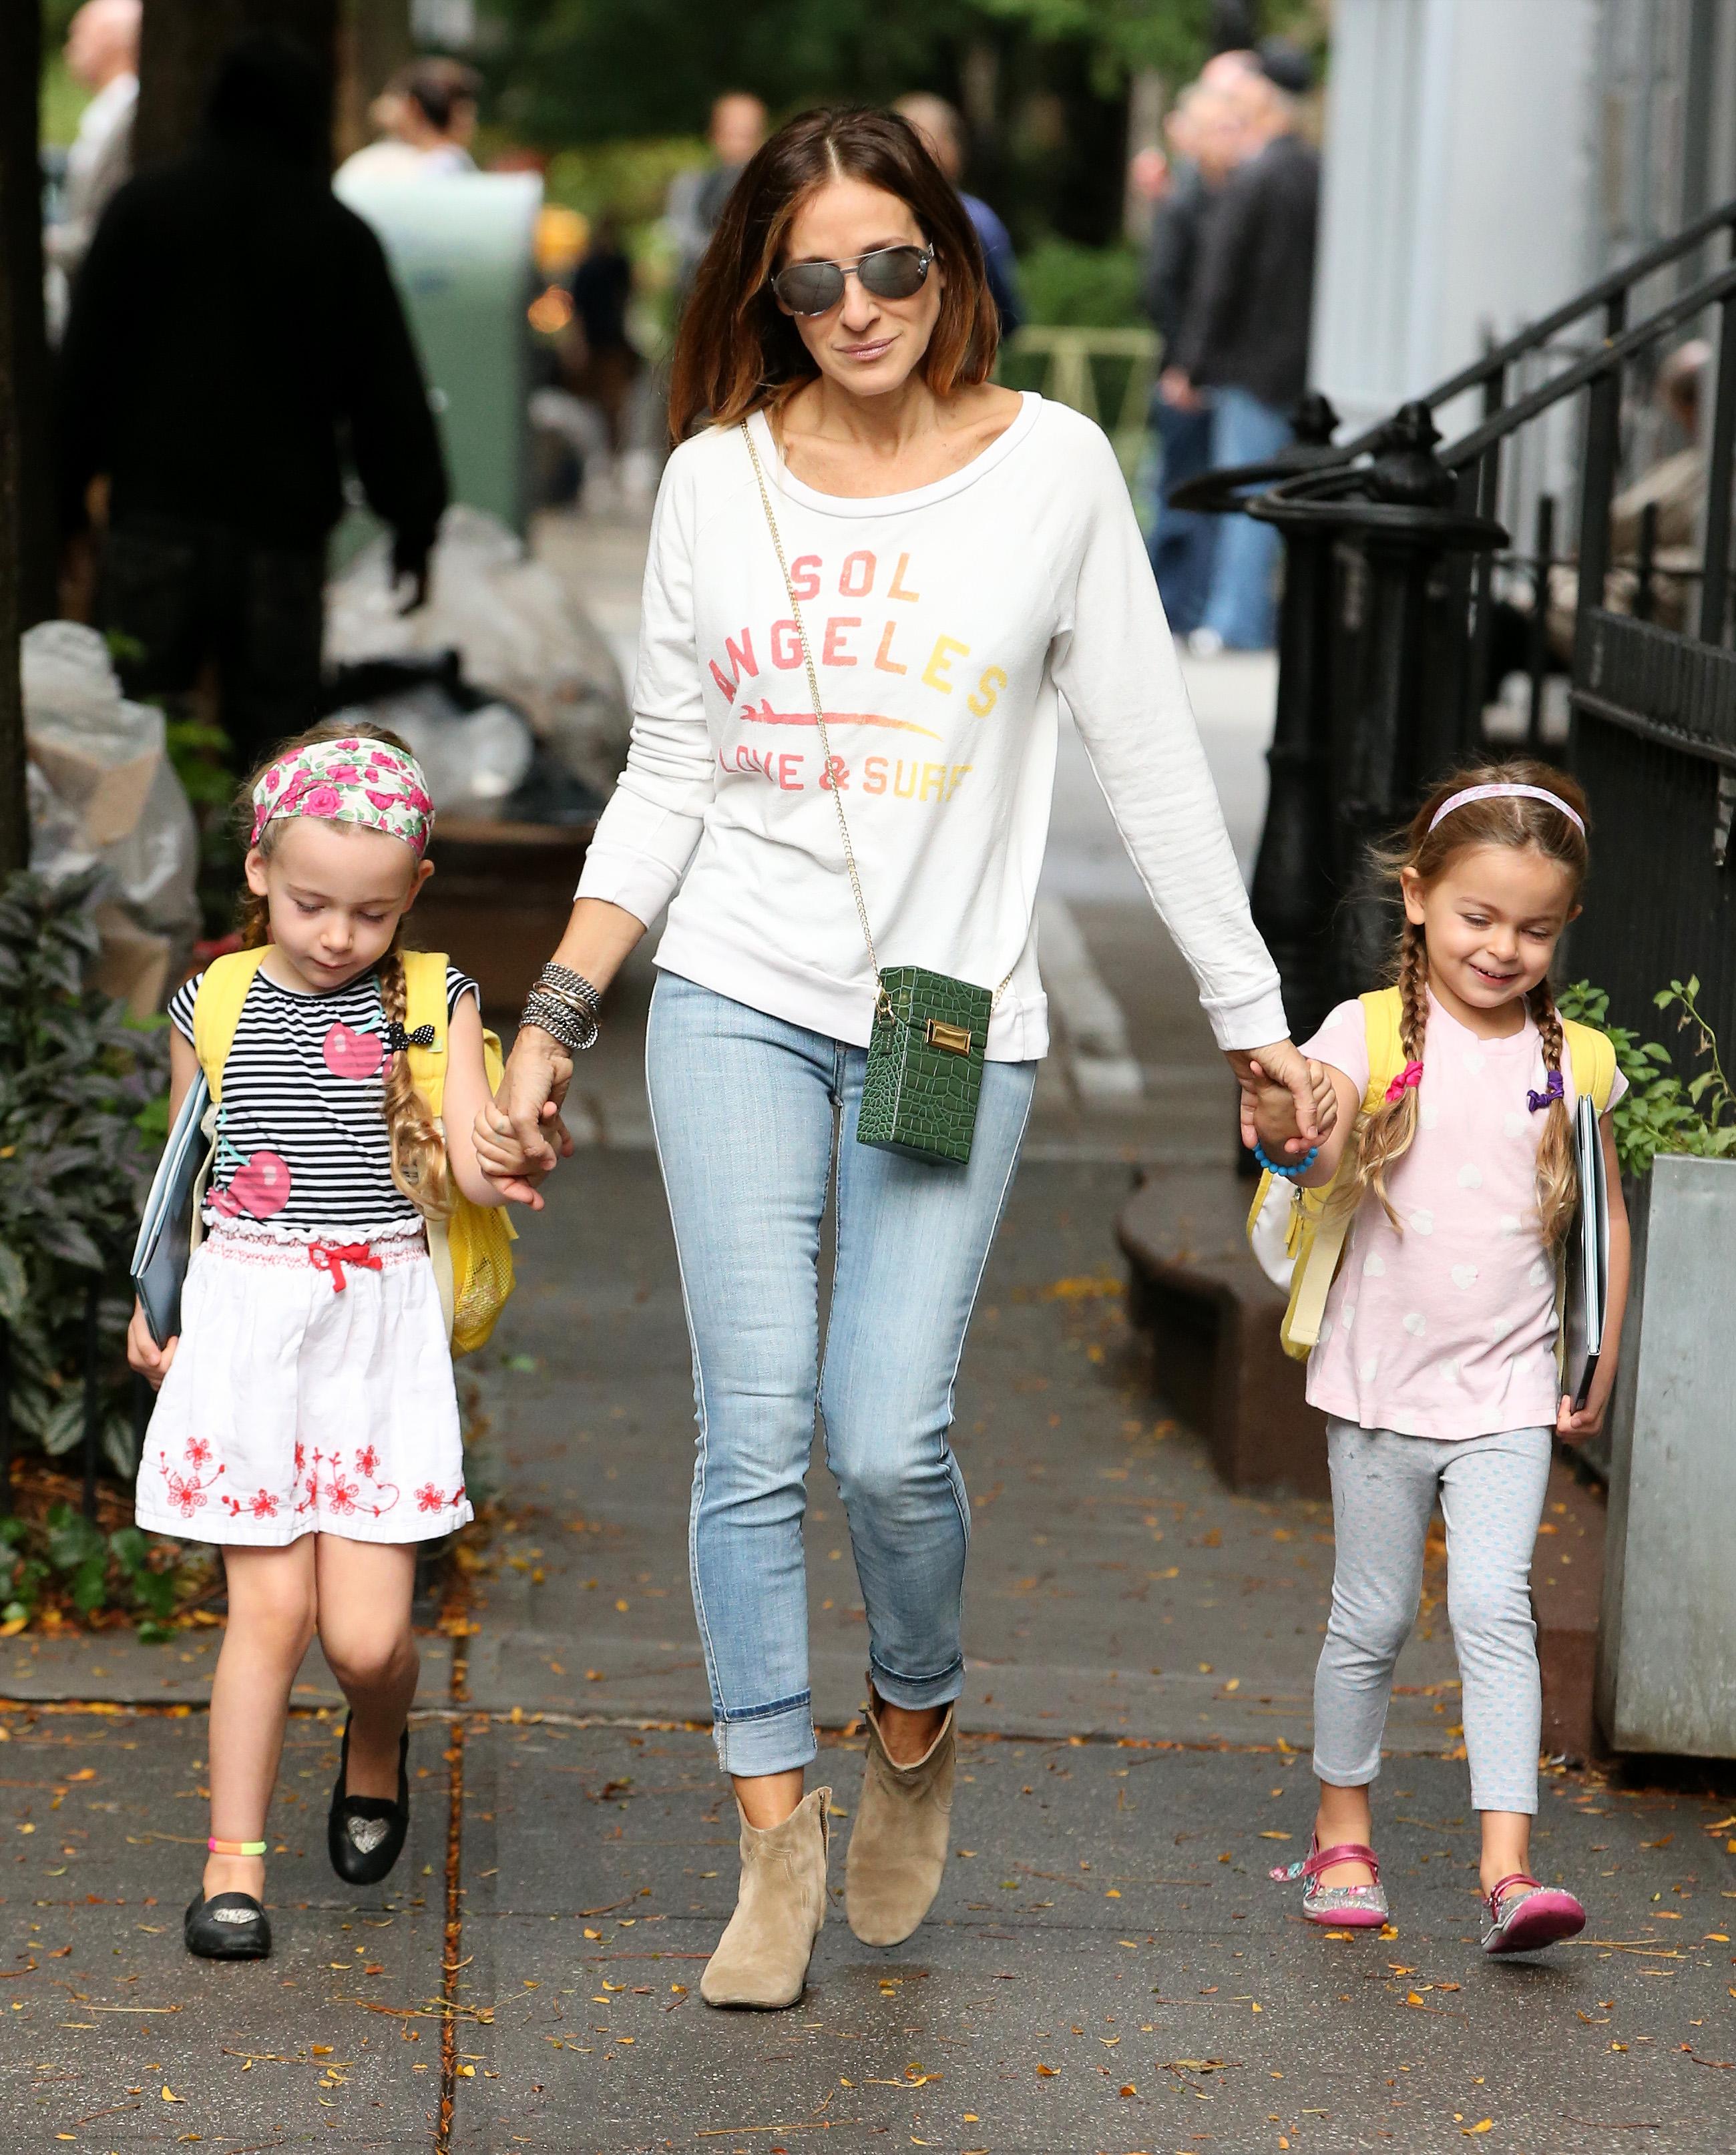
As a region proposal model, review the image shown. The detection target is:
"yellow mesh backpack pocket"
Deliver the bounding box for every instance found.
[401,951,517,1357]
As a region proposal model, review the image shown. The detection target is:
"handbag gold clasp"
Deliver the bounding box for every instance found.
[925,1019,972,1056]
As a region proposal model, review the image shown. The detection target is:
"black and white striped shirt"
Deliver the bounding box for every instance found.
[168,961,479,1241]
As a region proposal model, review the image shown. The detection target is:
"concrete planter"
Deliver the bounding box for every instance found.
[1596,1154,1736,1756]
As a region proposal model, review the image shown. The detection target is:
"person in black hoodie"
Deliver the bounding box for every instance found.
[57,33,447,762]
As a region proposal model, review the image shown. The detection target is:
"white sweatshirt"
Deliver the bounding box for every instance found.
[578,394,1287,1059]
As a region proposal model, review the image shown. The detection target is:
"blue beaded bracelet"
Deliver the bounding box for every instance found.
[1253,1140,1319,1179]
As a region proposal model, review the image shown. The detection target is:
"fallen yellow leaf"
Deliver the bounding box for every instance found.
[1036,2063,1058,2076]
[1464,2124,1492,2136]
[162,2086,184,2102]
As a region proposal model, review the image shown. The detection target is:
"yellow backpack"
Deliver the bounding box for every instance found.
[190,947,515,1357]
[1246,986,1616,1363]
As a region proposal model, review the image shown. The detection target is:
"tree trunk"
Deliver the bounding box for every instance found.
[136,0,342,172]
[0,0,50,875]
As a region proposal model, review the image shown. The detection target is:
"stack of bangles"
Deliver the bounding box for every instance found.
[520,961,602,1053]
[1253,1140,1319,1178]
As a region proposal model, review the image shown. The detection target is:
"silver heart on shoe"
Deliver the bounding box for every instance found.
[346,1818,391,1855]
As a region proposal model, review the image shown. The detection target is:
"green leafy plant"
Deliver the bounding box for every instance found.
[1558,977,1736,1178]
[0,869,170,1479]
[2,1505,194,1641]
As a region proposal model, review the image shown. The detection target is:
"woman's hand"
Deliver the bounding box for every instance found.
[474,1027,576,1204]
[127,1298,176,1390]
[1227,1039,1331,1156]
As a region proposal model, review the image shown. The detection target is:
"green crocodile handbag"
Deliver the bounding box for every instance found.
[743,425,1010,1167]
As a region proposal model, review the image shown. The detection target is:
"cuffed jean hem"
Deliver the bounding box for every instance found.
[869,1650,966,1714]
[1311,1750,1383,1790]
[710,1693,817,1778]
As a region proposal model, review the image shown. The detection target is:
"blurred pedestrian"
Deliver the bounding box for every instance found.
[335,57,482,182]
[1169,55,1319,652]
[1142,82,1247,636]
[667,92,769,299]
[567,214,643,451]
[894,93,1023,336]
[44,0,140,334]
[58,32,449,766]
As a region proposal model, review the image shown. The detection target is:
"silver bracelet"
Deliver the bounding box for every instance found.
[520,989,598,1054]
[537,961,600,1012]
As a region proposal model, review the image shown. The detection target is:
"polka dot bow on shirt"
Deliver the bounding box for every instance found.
[250,738,435,856]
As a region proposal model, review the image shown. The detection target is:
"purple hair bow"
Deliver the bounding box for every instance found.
[1527,1068,1565,1114]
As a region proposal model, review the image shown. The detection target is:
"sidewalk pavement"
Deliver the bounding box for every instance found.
[3,507,1733,2150]
[5,1157,1735,2153]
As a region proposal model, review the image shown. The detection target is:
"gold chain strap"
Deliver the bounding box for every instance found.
[738,419,1014,1011]
[742,420,885,993]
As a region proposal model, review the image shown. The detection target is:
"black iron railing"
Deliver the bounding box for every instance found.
[1176,194,1736,1046]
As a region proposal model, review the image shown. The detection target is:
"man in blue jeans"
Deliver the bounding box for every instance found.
[1164,59,1319,652]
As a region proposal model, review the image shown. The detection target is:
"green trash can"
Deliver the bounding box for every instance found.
[335,170,542,533]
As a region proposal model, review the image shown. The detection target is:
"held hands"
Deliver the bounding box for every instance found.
[473,1028,577,1208]
[1230,1039,1339,1159]
[127,1298,176,1391]
[1247,1057,1339,1158]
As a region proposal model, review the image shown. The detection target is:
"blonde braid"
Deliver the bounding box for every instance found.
[1528,977,1578,1248]
[1335,919,1429,1232]
[380,945,452,1219]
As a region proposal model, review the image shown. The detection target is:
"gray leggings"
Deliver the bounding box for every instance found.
[1314,1419,1553,1816]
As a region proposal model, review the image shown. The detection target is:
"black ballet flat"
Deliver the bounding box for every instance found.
[184,1890,271,1959]
[327,1718,411,1886]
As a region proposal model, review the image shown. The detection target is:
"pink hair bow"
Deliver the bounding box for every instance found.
[1385,1059,1424,1104]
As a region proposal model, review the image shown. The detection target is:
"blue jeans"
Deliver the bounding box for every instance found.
[1147,393,1218,637]
[646,973,1036,1776]
[1201,385,1294,650]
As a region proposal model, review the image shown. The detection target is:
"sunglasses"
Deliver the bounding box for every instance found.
[769,244,934,317]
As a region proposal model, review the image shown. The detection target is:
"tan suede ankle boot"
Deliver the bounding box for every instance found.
[845,1692,955,1946]
[699,1785,831,2009]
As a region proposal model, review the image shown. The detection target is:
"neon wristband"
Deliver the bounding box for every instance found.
[208,1837,268,1857]
[1253,1140,1319,1179]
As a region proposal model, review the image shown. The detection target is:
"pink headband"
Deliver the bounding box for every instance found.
[1428,782,1585,835]
[250,737,435,857]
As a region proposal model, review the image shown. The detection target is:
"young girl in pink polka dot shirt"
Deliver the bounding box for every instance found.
[1250,761,1631,1959]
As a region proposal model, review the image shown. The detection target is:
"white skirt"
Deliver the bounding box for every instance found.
[135,1225,472,1548]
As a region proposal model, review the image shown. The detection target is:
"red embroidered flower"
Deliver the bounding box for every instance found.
[293,1441,306,1473]
[415,1483,447,1513]
[327,1473,359,1515]
[248,1489,279,1519]
[185,1437,212,1469]
[356,1444,380,1480]
[165,1471,206,1519]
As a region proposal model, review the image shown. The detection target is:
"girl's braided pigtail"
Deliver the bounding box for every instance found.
[1334,918,1430,1233]
[380,947,452,1220]
[1528,977,1579,1248]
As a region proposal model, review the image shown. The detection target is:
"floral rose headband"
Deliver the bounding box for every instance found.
[250,738,435,857]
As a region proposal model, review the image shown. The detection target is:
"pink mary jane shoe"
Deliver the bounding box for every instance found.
[1272,1835,1388,1927]
[1480,1873,1586,1956]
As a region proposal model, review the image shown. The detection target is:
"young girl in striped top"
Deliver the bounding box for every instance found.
[128,723,534,1962]
[1249,763,1629,1956]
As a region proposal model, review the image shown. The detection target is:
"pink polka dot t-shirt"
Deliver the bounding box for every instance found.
[1299,991,1627,1440]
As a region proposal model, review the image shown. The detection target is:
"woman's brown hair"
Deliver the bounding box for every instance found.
[1335,759,1591,1249]
[668,105,1000,442]
[236,719,451,1220]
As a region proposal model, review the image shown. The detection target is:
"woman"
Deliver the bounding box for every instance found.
[477,107,1319,2011]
